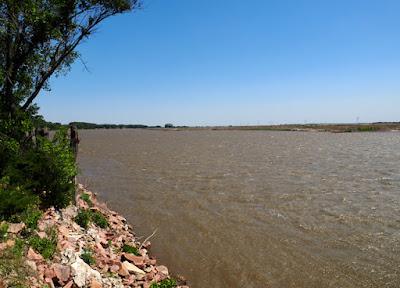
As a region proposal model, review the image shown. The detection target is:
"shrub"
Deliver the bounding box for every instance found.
[91,211,108,228]
[75,210,91,229]
[150,279,177,288]
[0,177,39,221]
[2,128,77,210]
[28,228,57,259]
[81,249,95,265]
[122,244,140,256]
[80,193,93,207]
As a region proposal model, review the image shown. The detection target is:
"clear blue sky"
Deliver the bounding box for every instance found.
[38,0,400,126]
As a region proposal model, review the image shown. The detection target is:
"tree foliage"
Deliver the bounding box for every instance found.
[0,0,140,118]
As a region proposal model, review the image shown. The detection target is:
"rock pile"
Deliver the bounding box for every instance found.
[0,184,189,288]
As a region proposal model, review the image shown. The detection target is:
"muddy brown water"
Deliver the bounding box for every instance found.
[77,129,400,288]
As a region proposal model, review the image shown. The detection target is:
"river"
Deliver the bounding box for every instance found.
[77,129,400,287]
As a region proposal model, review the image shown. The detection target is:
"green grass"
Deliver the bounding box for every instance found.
[80,193,93,207]
[28,228,57,259]
[74,209,109,229]
[12,238,25,258]
[357,126,379,132]
[74,209,91,229]
[81,249,95,266]
[122,244,140,256]
[150,279,177,288]
[21,208,42,230]
[0,239,30,287]
[91,211,108,228]
[0,223,9,241]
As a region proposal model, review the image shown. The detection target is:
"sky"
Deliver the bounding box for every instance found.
[37,0,400,126]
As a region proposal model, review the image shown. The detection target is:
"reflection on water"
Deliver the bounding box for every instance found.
[78,129,400,288]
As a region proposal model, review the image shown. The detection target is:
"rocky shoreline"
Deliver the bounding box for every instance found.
[0,184,188,288]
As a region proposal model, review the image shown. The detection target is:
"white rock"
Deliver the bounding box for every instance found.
[71,256,102,287]
[102,277,124,288]
[25,260,37,271]
[61,249,76,265]
[157,265,169,275]
[122,261,146,275]
[87,228,101,243]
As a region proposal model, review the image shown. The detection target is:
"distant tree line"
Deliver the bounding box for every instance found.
[38,121,166,130]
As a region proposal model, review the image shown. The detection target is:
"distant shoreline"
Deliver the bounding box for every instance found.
[45,121,400,133]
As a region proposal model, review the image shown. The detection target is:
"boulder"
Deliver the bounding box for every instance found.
[63,280,74,288]
[71,257,101,288]
[27,247,44,261]
[53,263,71,283]
[122,261,145,275]
[7,223,25,234]
[90,278,102,288]
[123,253,145,267]
[156,265,169,276]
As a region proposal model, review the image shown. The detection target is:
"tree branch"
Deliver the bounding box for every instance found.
[21,12,114,110]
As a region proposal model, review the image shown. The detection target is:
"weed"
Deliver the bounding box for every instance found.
[74,209,109,229]
[0,244,31,287]
[122,244,140,256]
[0,223,8,241]
[150,279,177,288]
[81,249,95,266]
[91,211,108,228]
[75,209,91,229]
[12,238,25,258]
[80,193,93,207]
[21,208,42,230]
[28,228,57,259]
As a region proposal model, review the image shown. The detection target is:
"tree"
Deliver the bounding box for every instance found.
[0,0,141,122]
[0,0,141,215]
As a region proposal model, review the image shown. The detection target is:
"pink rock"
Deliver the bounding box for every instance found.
[37,231,46,239]
[37,221,47,232]
[118,264,129,277]
[58,225,70,237]
[7,223,25,234]
[53,263,71,283]
[44,267,56,279]
[27,247,44,261]
[145,270,155,281]
[154,272,167,282]
[44,277,55,288]
[78,199,89,209]
[95,243,107,258]
[71,222,81,231]
[0,243,7,251]
[110,264,120,273]
[90,279,102,288]
[125,275,136,285]
[63,280,74,288]
[149,259,157,265]
[123,254,145,267]
[6,239,15,248]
